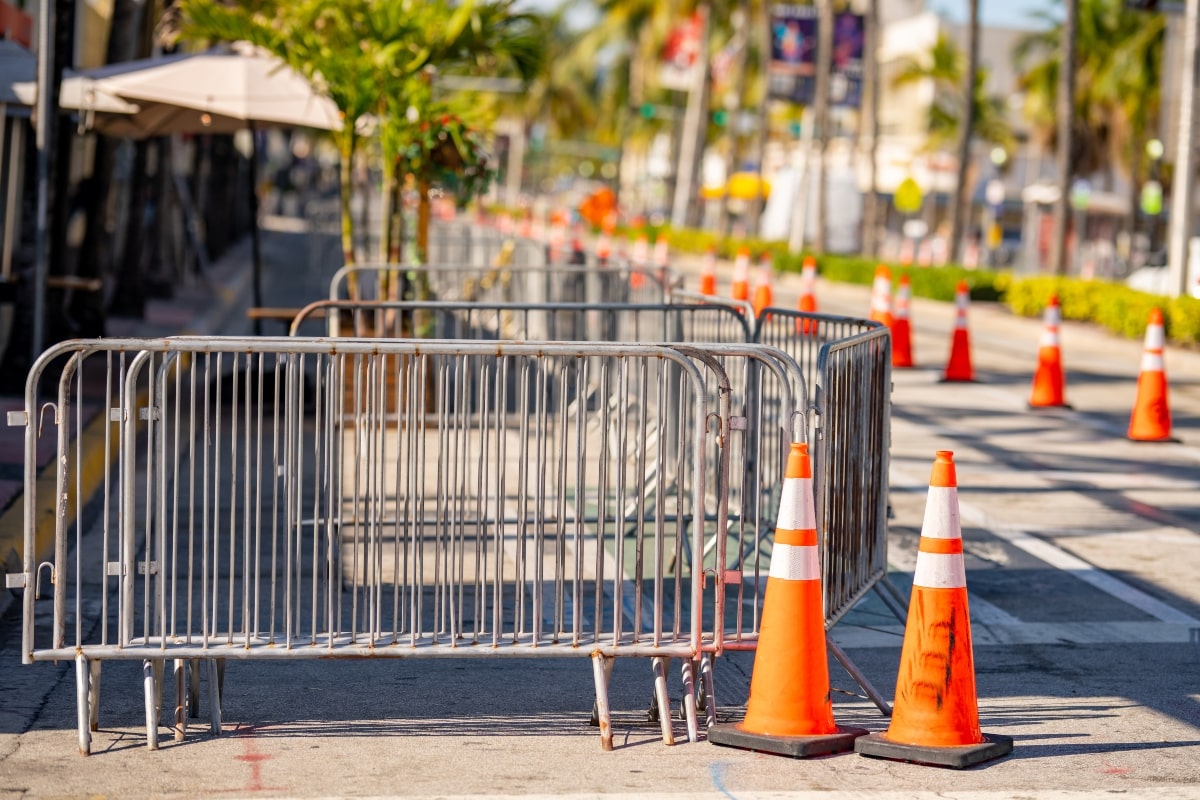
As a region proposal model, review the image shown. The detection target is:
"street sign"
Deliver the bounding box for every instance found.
[895,177,923,214]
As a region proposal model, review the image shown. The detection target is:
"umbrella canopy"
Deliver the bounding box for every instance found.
[3,40,139,114]
[13,42,339,136]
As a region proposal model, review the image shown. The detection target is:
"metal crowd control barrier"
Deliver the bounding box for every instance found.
[9,336,808,754]
[290,294,897,711]
[330,262,674,306]
[753,308,899,629]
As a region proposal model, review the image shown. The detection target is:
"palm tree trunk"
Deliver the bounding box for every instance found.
[949,0,980,264]
[861,0,881,257]
[1051,0,1078,275]
[813,0,833,254]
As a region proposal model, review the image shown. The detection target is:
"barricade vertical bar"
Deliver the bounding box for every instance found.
[76,654,90,755]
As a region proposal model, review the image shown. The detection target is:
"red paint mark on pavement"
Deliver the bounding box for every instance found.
[228,729,286,793]
[1101,763,1132,776]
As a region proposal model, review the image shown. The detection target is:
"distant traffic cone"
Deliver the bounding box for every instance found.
[795,255,818,335]
[1029,295,1068,408]
[731,246,751,302]
[893,275,914,368]
[941,280,974,382]
[595,230,613,266]
[1128,308,1173,441]
[899,238,915,266]
[653,232,670,271]
[752,253,774,317]
[631,233,650,289]
[698,245,718,295]
[710,444,867,757]
[869,265,894,329]
[855,451,1013,768]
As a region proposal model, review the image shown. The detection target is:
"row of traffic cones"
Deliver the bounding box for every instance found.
[862,266,1173,441]
[710,446,1013,768]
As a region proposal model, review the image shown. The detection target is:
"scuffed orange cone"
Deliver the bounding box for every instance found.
[1128,308,1173,441]
[698,246,718,295]
[795,256,818,335]
[869,265,894,329]
[1029,295,1069,408]
[941,280,975,382]
[855,452,1013,769]
[731,246,751,303]
[709,443,867,758]
[752,253,774,317]
[893,275,914,368]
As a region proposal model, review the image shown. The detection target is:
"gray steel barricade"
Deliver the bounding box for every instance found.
[752,309,898,630]
[8,336,809,754]
[330,263,674,306]
[290,296,896,712]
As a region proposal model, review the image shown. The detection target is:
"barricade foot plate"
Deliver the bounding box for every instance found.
[854,732,1014,769]
[708,723,867,758]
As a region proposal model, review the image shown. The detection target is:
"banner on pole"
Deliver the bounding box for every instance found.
[659,11,704,90]
[768,5,864,108]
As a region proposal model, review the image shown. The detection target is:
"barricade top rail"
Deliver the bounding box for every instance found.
[287,298,753,342]
[328,262,678,302]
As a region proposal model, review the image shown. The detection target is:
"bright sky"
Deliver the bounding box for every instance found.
[930,0,1059,30]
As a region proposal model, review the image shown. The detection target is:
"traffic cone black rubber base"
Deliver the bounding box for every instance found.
[855,731,1013,769]
[709,723,868,758]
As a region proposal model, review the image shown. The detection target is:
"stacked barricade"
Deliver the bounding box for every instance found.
[8,220,896,753]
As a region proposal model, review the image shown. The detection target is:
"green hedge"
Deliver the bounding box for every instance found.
[656,225,1200,347]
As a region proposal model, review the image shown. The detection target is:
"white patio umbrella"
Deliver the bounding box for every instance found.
[4,39,139,114]
[17,43,343,329]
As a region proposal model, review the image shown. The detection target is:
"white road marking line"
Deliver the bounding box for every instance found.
[893,466,1200,626]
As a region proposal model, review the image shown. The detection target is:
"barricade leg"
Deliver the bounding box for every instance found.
[174,659,187,742]
[75,655,91,756]
[143,660,162,750]
[681,659,699,743]
[652,656,674,745]
[188,659,200,719]
[699,654,716,730]
[88,660,101,732]
[207,659,223,735]
[591,653,614,751]
[827,635,891,716]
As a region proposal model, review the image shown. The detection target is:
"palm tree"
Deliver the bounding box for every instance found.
[181,0,545,294]
[949,0,980,264]
[1015,0,1166,271]
[891,31,1014,251]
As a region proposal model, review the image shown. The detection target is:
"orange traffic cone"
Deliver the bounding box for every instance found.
[653,232,670,271]
[1128,308,1173,441]
[731,246,751,303]
[941,280,974,382]
[869,265,894,329]
[856,451,1013,769]
[631,233,650,289]
[709,443,867,757]
[752,253,775,317]
[1029,295,1069,408]
[795,255,818,335]
[893,275,914,368]
[698,246,718,295]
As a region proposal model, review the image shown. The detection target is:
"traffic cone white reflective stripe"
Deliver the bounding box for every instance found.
[912,485,967,589]
[770,473,819,581]
[1141,321,1165,371]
